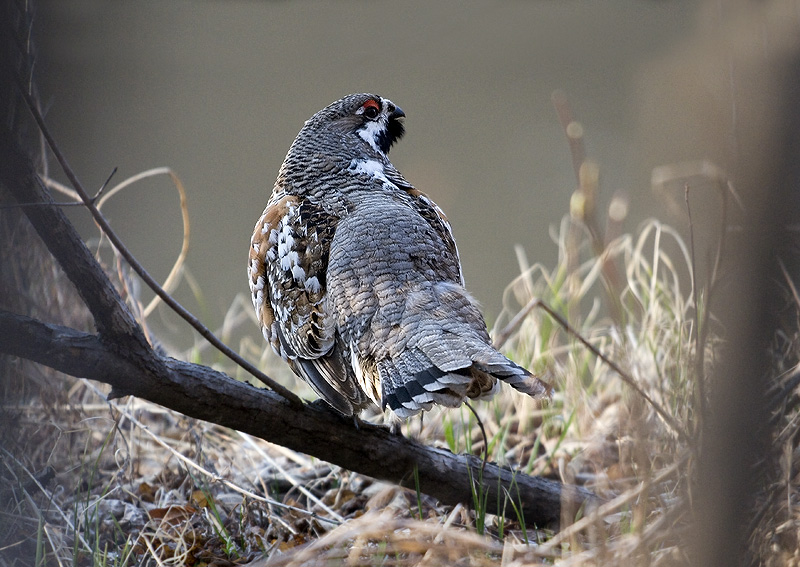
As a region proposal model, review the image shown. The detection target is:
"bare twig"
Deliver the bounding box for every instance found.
[503,297,688,442]
[0,119,146,342]
[1,167,116,209]
[16,83,301,408]
[493,294,542,349]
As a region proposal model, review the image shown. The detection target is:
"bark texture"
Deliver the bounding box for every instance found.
[0,114,596,530]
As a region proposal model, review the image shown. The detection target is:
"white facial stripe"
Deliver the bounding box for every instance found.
[358,120,386,154]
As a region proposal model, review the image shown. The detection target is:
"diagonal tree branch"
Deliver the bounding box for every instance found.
[12,85,302,408]
[0,120,146,345]
[0,77,597,531]
[0,309,597,527]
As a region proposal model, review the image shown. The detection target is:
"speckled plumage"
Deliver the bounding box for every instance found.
[249,93,550,418]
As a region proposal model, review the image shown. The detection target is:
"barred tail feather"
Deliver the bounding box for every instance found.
[378,357,472,418]
[377,334,551,419]
[475,354,552,398]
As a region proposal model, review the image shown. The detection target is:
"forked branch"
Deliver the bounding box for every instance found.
[14,83,302,408]
[0,310,596,528]
[0,85,597,529]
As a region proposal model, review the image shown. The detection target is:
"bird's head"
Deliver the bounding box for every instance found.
[298,93,406,159]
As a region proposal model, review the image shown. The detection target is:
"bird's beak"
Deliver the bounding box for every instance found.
[390,105,405,120]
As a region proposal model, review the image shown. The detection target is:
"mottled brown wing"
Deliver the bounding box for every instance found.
[248,192,369,415]
[250,193,327,358]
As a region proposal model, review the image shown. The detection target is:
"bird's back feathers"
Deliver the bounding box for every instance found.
[249,93,551,418]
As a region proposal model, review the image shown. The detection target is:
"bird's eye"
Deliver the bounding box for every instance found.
[361,99,380,120]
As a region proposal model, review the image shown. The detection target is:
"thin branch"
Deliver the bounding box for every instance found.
[1,168,115,209]
[493,295,542,349]
[15,84,301,408]
[543,298,687,440]
[503,298,688,442]
[0,121,146,343]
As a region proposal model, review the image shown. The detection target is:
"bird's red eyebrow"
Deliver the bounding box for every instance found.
[362,99,380,111]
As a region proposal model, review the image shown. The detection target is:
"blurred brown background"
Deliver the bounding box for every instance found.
[34,0,755,351]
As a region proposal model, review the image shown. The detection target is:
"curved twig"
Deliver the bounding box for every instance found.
[15,82,302,408]
[501,297,689,442]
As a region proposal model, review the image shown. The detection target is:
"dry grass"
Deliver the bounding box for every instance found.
[2,160,800,567]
